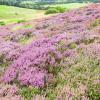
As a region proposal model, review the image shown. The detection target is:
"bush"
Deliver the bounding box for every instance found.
[45,6,66,14]
[17,19,26,23]
[92,19,100,27]
[45,8,59,14]
[55,6,66,13]
[87,83,100,100]
[20,87,40,100]
[0,21,5,26]
[89,19,100,29]
[0,54,9,67]
[68,42,77,49]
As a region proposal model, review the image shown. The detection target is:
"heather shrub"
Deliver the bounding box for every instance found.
[23,25,33,29]
[0,54,9,67]
[89,19,100,29]
[92,19,100,28]
[0,54,4,66]
[0,41,22,61]
[51,55,100,99]
[83,38,95,45]
[18,36,30,44]
[0,84,20,99]
[0,4,100,99]
[39,53,100,99]
[2,33,67,87]
[34,54,99,99]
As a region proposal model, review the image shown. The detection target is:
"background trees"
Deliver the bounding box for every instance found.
[0,0,99,9]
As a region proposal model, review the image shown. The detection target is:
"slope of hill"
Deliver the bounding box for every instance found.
[0,3,88,25]
[0,5,46,24]
[0,4,100,100]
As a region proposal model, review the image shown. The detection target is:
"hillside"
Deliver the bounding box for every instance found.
[0,3,87,25]
[0,0,99,10]
[0,3,100,100]
[0,5,46,24]
[0,3,88,25]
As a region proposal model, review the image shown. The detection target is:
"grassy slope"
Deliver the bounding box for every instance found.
[44,3,89,9]
[0,5,46,24]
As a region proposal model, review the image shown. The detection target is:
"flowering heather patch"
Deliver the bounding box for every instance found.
[2,31,100,87]
[0,4,100,100]
[0,4,99,43]
[0,83,22,100]
[2,33,67,87]
[78,43,100,57]
[0,41,22,61]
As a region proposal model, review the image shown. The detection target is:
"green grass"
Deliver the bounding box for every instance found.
[44,3,89,9]
[0,5,46,24]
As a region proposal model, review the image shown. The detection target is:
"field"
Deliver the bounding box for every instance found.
[0,5,46,24]
[44,3,88,9]
[0,3,100,100]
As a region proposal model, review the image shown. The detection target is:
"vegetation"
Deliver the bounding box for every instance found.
[0,21,5,26]
[45,6,66,14]
[0,0,99,10]
[0,3,100,100]
[20,87,40,100]
[0,5,46,24]
[44,3,88,10]
[0,3,88,24]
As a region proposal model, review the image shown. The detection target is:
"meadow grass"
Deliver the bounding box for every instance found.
[0,5,46,24]
[44,3,89,9]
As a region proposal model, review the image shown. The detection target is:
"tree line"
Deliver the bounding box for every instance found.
[0,0,99,9]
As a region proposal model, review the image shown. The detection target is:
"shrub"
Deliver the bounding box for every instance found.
[87,83,100,100]
[2,34,65,87]
[45,6,66,14]
[83,39,94,45]
[17,19,26,23]
[92,19,100,27]
[45,8,59,14]
[0,21,5,26]
[68,42,77,49]
[55,6,66,13]
[0,54,9,67]
[20,87,40,100]
[89,19,100,29]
